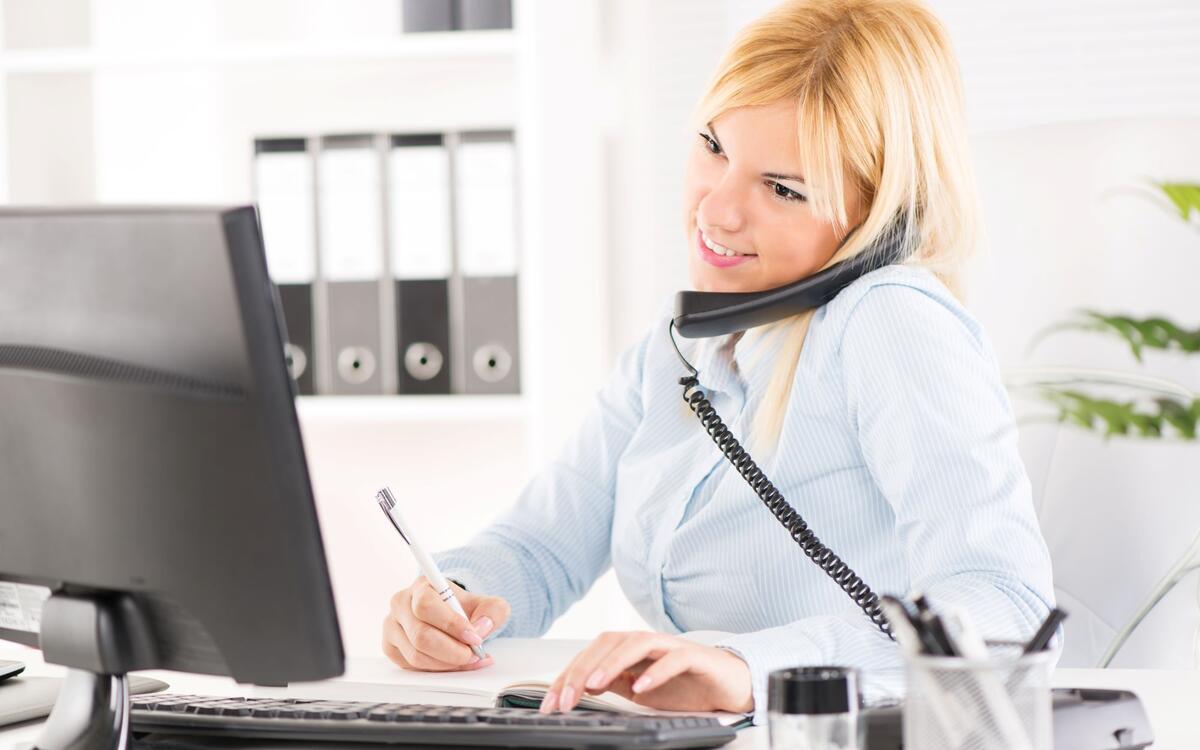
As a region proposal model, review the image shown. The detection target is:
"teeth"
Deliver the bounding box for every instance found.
[702,232,749,257]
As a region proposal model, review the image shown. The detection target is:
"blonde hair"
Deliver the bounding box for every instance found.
[688,0,982,454]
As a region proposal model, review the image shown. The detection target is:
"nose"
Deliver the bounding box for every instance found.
[696,175,745,235]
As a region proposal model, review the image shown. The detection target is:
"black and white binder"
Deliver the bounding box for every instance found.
[402,0,454,32]
[457,0,512,30]
[317,134,386,395]
[253,137,317,396]
[452,129,520,395]
[389,134,454,395]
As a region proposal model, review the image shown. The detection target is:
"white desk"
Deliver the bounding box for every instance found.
[2,642,1198,749]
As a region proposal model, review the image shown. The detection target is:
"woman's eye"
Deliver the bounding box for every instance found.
[768,181,806,203]
[699,132,721,155]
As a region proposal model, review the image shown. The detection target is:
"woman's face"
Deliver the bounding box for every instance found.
[682,101,863,293]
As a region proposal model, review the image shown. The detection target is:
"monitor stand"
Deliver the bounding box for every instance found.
[21,592,153,750]
[32,669,131,750]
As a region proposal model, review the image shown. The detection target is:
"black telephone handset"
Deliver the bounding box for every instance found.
[669,220,908,638]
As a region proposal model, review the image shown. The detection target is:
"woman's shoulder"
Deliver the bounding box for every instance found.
[639,265,988,369]
[819,263,986,351]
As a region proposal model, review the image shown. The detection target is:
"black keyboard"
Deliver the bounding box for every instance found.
[129,694,738,749]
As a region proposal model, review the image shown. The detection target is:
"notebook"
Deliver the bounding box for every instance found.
[348,635,752,728]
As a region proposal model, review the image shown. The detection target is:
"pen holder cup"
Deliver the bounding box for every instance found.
[902,643,1053,750]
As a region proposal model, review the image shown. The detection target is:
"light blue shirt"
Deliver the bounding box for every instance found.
[435,264,1056,724]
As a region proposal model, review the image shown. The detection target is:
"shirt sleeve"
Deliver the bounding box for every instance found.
[716,281,1057,725]
[433,323,655,639]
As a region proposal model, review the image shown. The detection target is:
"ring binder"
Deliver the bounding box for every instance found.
[253,137,317,396]
[389,134,455,395]
[453,130,521,395]
[318,134,387,395]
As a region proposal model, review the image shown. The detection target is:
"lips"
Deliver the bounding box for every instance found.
[696,228,756,268]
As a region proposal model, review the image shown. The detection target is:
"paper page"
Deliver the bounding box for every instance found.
[334,639,588,698]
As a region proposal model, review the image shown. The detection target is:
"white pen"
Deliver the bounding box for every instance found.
[879,597,969,747]
[939,606,1032,750]
[375,486,487,661]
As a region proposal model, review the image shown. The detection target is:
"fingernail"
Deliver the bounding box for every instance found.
[473,616,494,637]
[560,686,575,712]
[468,654,481,664]
[461,628,483,646]
[585,670,605,690]
[632,675,652,693]
[539,690,558,714]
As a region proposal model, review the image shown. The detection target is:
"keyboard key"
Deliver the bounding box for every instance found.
[272,708,306,719]
[324,708,364,720]
[512,715,544,725]
[483,715,513,725]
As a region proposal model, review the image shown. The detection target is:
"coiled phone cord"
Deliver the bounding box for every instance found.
[668,320,894,640]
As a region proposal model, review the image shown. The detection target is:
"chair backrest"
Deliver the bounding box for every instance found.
[969,114,1200,669]
[1016,418,1200,668]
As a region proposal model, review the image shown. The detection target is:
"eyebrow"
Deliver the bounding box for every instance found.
[707,122,806,184]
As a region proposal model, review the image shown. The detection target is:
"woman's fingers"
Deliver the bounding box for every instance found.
[383,614,494,672]
[384,583,488,670]
[464,593,511,638]
[563,632,629,708]
[540,632,626,713]
[381,615,411,669]
[547,632,680,712]
[540,650,592,713]
[407,581,485,652]
[586,633,675,695]
[628,648,694,696]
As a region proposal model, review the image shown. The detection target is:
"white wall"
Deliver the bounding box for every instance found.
[968,118,1200,388]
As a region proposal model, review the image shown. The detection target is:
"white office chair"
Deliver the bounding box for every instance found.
[1007,367,1200,669]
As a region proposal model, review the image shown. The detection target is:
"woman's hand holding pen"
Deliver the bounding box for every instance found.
[382,576,510,672]
[541,631,753,715]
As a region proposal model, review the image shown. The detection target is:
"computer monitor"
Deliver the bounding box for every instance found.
[0,206,343,747]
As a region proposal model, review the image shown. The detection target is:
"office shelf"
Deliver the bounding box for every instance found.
[0,30,514,73]
[0,0,604,464]
[295,394,527,424]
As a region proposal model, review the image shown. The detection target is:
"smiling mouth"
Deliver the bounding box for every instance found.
[698,228,756,257]
[695,228,757,267]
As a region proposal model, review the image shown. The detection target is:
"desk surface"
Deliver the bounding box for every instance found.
[1,642,1198,749]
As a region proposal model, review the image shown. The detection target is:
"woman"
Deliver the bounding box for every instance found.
[382,0,1055,724]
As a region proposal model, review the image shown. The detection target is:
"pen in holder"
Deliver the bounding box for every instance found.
[903,642,1054,750]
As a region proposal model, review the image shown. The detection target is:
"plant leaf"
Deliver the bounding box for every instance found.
[1037,388,1199,440]
[1038,311,1200,362]
[1156,181,1200,221]
[1157,398,1198,439]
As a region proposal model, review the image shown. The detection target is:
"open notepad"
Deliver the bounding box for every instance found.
[350,636,751,728]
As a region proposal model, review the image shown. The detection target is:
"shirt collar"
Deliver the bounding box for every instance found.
[700,324,792,395]
[687,333,740,396]
[683,326,779,393]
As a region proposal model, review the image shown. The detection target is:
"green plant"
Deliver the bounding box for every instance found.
[1022,181,1200,441]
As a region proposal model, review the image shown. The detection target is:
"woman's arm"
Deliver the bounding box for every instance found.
[715,280,1057,724]
[432,323,654,639]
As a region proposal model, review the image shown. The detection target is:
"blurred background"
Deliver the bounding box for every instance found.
[2,0,1199,669]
